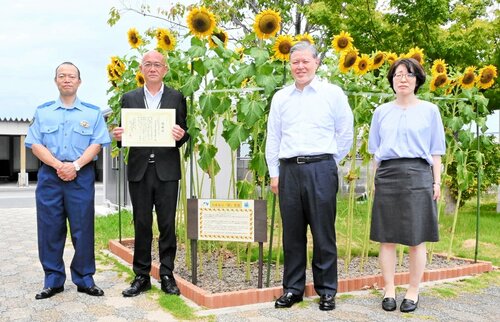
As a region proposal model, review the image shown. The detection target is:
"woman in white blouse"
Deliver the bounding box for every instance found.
[368,58,446,313]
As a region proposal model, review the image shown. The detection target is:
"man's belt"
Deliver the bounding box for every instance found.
[280,154,333,164]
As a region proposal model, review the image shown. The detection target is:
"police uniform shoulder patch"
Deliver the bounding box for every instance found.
[37,101,55,109]
[81,102,100,110]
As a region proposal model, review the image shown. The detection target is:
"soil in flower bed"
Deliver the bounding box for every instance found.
[124,241,470,294]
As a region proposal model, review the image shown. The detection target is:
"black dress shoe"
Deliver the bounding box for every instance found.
[122,275,151,297]
[160,275,180,295]
[319,294,335,311]
[77,285,104,296]
[382,297,397,311]
[35,286,64,300]
[275,292,303,308]
[400,296,419,313]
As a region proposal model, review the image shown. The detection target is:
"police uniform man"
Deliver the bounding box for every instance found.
[26,62,111,300]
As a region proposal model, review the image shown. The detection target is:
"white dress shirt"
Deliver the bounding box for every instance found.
[144,83,164,109]
[265,77,354,177]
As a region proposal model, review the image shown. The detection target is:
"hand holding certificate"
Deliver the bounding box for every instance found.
[121,109,176,147]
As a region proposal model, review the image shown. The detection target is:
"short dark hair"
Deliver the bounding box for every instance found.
[55,62,81,80]
[387,58,426,94]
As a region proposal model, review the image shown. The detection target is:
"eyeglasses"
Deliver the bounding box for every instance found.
[57,73,78,80]
[142,62,165,69]
[393,73,416,80]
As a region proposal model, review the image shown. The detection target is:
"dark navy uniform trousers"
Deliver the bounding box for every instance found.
[36,163,96,288]
[279,157,339,296]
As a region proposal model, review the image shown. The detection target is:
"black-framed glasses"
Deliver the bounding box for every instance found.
[393,73,416,79]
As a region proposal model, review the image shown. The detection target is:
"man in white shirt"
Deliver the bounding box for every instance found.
[265,41,353,311]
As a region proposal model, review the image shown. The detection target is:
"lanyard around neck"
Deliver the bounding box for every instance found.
[143,91,162,109]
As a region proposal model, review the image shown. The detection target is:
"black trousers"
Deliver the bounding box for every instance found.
[129,163,179,277]
[279,158,338,296]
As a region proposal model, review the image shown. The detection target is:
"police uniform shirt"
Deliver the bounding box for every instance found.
[26,98,111,161]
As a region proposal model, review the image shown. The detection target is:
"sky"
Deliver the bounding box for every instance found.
[0,0,498,137]
[0,0,184,119]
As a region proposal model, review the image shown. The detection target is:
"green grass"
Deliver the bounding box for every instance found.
[425,270,500,298]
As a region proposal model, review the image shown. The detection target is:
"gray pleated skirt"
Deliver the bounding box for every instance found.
[370,158,439,246]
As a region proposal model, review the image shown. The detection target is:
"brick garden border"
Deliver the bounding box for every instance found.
[109,238,493,309]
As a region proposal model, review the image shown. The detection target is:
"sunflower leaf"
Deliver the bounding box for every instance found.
[249,150,268,178]
[237,98,265,128]
[221,120,251,150]
[199,92,221,119]
[180,75,202,97]
[197,143,220,177]
[249,47,269,66]
[236,180,255,200]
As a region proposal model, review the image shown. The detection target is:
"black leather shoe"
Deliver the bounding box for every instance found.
[77,285,104,296]
[35,286,64,300]
[275,292,303,308]
[160,275,180,295]
[319,294,335,311]
[382,297,397,311]
[400,296,419,313]
[122,275,151,297]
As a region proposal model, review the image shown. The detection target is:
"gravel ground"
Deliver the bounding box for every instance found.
[147,244,469,294]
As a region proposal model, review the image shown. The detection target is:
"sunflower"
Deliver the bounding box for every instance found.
[405,47,424,65]
[476,65,497,89]
[459,66,476,89]
[186,7,216,39]
[338,48,359,73]
[127,28,143,49]
[156,28,176,51]
[385,52,398,65]
[431,59,447,76]
[430,73,449,91]
[209,28,229,48]
[371,51,385,70]
[353,54,372,75]
[106,56,125,81]
[331,31,354,53]
[253,9,281,39]
[295,33,314,44]
[234,47,244,60]
[135,71,145,87]
[273,35,295,61]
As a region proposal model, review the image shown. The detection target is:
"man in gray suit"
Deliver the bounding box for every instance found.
[112,50,189,297]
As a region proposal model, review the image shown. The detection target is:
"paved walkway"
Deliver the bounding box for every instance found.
[1,206,499,321]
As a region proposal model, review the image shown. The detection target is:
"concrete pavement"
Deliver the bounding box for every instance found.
[0,185,498,321]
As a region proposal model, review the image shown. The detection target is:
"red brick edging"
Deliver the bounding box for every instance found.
[109,238,493,309]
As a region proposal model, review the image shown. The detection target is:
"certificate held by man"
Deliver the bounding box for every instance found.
[121,108,176,147]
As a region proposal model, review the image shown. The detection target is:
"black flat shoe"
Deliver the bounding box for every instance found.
[35,286,64,300]
[382,297,397,311]
[160,275,180,295]
[77,285,104,296]
[400,296,419,313]
[122,275,151,297]
[319,294,335,311]
[275,292,303,308]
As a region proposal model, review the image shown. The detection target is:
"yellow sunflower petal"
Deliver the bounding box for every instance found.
[331,31,354,53]
[253,9,281,39]
[385,52,398,65]
[430,73,449,91]
[353,54,372,75]
[431,59,447,76]
[476,64,497,89]
[405,46,424,65]
[295,33,314,44]
[186,7,216,39]
[273,35,295,61]
[135,71,145,87]
[338,48,359,73]
[459,66,477,89]
[156,28,176,51]
[209,29,229,49]
[371,51,385,70]
[127,28,143,49]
